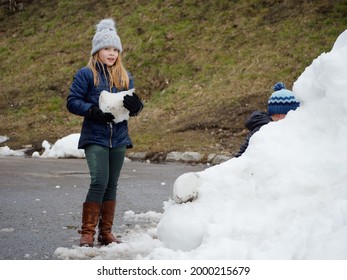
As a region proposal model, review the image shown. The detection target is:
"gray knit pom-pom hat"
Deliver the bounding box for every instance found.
[91,18,122,55]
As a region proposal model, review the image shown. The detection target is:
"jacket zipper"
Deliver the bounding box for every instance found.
[109,123,113,148]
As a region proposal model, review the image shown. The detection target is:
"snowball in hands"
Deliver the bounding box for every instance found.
[99,89,135,123]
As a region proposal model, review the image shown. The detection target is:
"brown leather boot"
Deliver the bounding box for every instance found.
[78,201,101,247]
[97,200,121,245]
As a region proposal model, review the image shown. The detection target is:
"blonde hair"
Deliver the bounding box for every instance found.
[87,53,130,91]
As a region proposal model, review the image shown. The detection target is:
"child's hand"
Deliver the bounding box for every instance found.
[123,93,143,116]
[89,106,115,123]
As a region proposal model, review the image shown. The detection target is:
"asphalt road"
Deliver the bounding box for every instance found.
[0,156,205,260]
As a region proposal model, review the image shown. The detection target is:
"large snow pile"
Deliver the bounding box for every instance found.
[151,30,347,259]
[53,30,347,260]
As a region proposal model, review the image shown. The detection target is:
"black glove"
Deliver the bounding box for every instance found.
[89,106,115,123]
[123,93,144,116]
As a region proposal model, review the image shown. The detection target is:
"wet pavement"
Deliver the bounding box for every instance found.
[0,156,205,259]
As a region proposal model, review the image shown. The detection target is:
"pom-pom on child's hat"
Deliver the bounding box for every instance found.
[268,82,300,115]
[91,18,122,55]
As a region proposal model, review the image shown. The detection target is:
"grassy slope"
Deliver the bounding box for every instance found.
[0,0,346,156]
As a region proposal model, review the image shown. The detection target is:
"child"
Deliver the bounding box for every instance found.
[67,18,143,247]
[234,82,300,157]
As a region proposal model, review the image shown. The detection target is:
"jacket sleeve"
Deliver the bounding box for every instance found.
[234,127,261,158]
[234,111,272,158]
[234,132,251,158]
[129,74,135,90]
[66,68,95,117]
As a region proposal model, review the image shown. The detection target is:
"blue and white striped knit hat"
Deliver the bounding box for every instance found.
[268,82,300,115]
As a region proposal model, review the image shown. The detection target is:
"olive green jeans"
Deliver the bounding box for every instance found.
[84,144,126,203]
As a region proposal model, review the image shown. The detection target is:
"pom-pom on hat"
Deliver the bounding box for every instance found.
[91,18,122,55]
[268,82,300,115]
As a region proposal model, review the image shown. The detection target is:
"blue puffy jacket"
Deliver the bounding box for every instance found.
[67,65,134,149]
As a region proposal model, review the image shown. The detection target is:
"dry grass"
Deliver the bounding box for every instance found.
[1,0,346,155]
